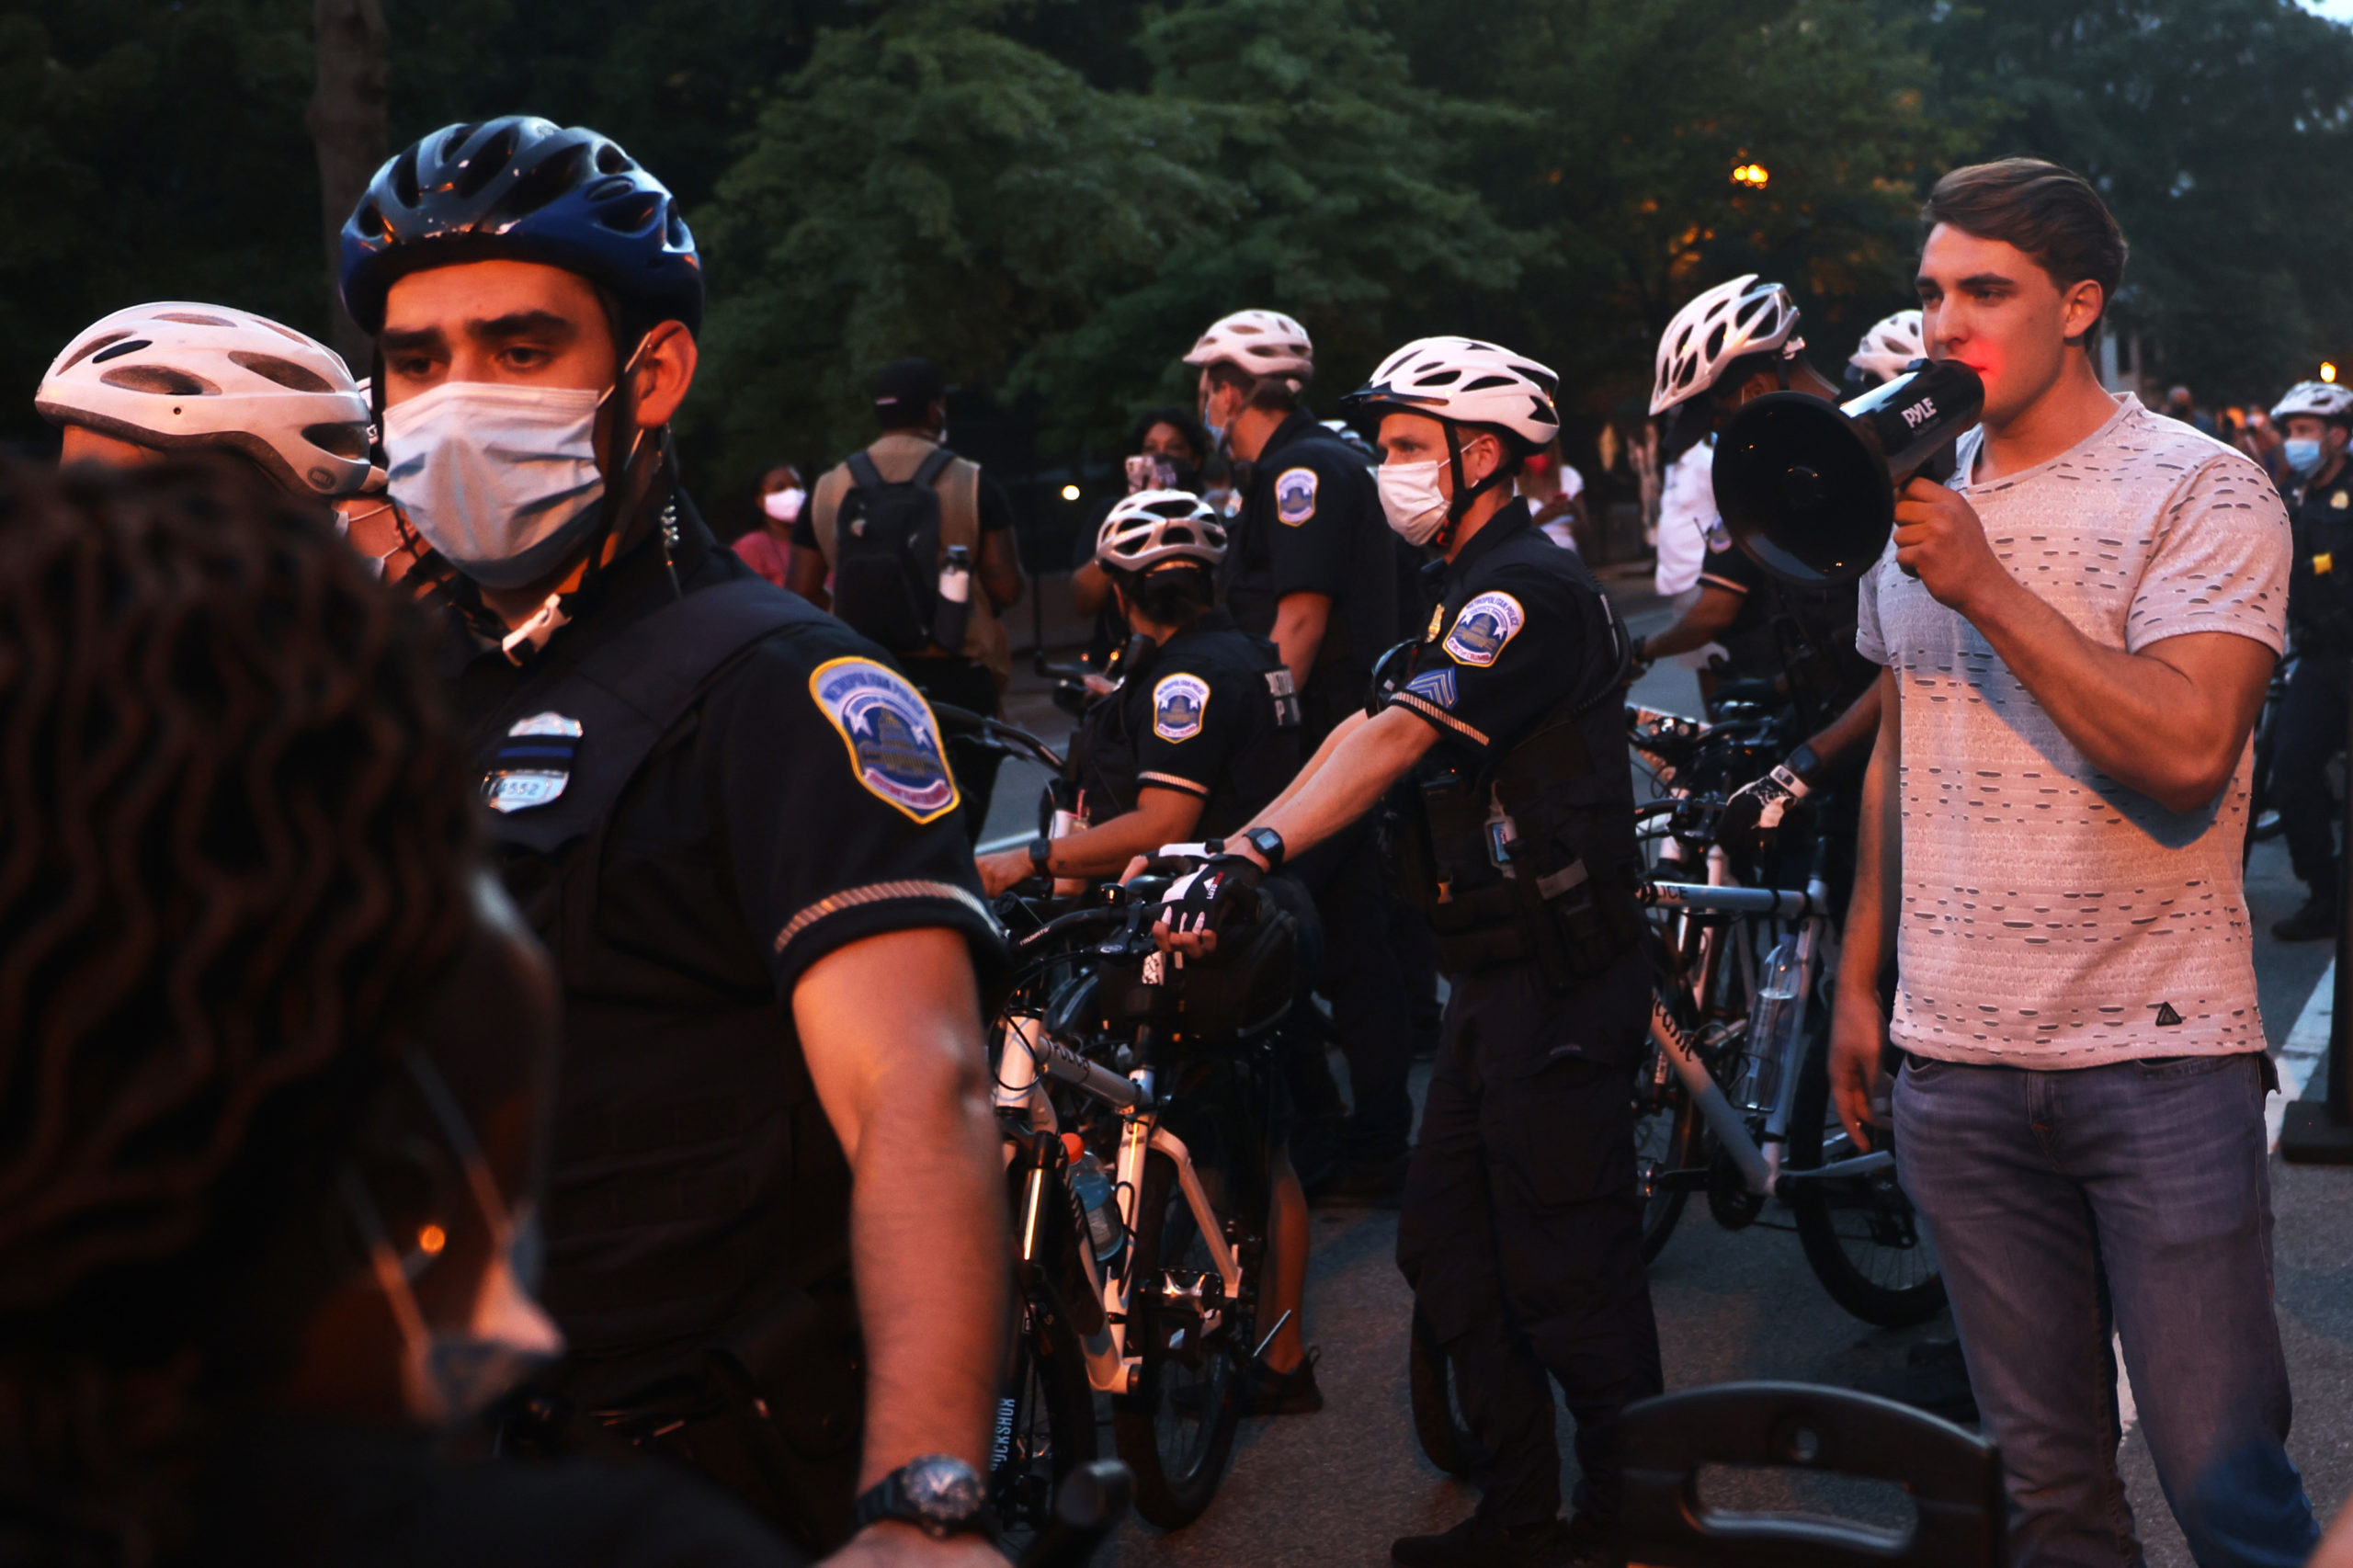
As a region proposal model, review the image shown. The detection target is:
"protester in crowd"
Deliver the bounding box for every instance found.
[793,358,1027,842]
[2165,381,2219,437]
[1517,437,1590,552]
[1070,405,1213,669]
[733,461,806,588]
[1832,157,2320,1568]
[344,116,1009,1559]
[0,459,797,1566]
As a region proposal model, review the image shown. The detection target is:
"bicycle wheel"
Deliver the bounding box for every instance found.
[991,1278,1102,1557]
[1632,1033,1698,1264]
[1112,1147,1245,1528]
[1783,1018,1946,1327]
[1406,1304,1487,1479]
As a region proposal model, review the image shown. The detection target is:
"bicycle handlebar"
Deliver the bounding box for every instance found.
[931,701,1068,772]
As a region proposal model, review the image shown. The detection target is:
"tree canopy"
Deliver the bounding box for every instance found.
[6,0,2352,507]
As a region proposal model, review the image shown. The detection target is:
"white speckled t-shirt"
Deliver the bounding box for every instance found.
[1856,394,2288,1065]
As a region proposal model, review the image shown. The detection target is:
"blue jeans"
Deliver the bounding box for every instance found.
[1893,1051,2319,1568]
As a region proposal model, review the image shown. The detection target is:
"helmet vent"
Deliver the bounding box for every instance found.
[597,192,662,234]
[583,174,636,203]
[91,338,153,365]
[503,142,590,220]
[440,124,480,164]
[595,143,634,176]
[100,365,214,397]
[55,332,132,374]
[456,126,519,199]
[154,312,234,327]
[665,205,689,249]
[1415,369,1462,386]
[230,352,334,393]
[1461,375,1513,392]
[301,421,369,460]
[392,148,422,209]
[354,201,389,241]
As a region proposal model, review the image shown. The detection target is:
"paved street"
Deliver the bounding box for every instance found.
[981,578,2353,1566]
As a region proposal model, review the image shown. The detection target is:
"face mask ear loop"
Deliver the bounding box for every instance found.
[1436,424,1471,553]
[402,1052,518,1252]
[564,333,654,617]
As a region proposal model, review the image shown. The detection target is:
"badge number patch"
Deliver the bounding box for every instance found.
[1154,673,1211,742]
[483,711,583,813]
[810,658,960,824]
[1274,467,1319,526]
[1443,592,1526,668]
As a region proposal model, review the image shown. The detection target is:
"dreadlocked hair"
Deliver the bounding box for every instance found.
[0,458,482,1563]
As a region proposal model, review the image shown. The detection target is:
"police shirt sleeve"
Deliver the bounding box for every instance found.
[705,632,1004,994]
[1388,568,1583,760]
[1265,449,1360,602]
[1131,661,1238,800]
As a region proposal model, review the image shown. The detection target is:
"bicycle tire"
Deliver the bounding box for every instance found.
[1112,1148,1244,1528]
[1633,1036,1697,1264]
[1406,1304,1487,1479]
[992,1278,1102,1557]
[1784,1018,1946,1327]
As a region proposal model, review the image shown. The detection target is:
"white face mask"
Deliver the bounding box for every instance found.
[342,1055,563,1426]
[1377,458,1451,545]
[761,486,806,523]
[382,381,616,590]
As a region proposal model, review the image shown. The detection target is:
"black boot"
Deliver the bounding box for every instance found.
[2273,891,2337,942]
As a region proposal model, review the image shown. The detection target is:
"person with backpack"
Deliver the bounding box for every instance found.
[790,358,1027,842]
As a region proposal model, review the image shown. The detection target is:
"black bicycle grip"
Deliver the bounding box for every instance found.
[1014,1460,1133,1568]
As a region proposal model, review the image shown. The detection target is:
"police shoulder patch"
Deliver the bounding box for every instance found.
[809,657,960,824]
[1274,467,1319,526]
[1403,665,1459,710]
[1153,673,1211,742]
[1443,591,1526,668]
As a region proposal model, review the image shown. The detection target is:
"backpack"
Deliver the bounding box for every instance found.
[829,447,956,654]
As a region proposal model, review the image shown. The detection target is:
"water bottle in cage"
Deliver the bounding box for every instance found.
[1067,1150,1127,1267]
[1733,934,1804,1113]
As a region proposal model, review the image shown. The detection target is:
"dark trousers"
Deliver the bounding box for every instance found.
[2271,652,2349,895]
[1395,959,1663,1528]
[1293,821,1420,1160]
[905,654,1006,846]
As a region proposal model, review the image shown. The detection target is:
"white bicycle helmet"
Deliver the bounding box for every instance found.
[1181,310,1314,385]
[1097,490,1229,573]
[1341,335,1561,450]
[1848,309,1927,387]
[1650,274,1802,416]
[37,302,374,498]
[2272,381,2353,426]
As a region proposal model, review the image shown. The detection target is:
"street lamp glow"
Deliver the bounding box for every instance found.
[1061,483,1082,501]
[2325,362,2340,384]
[1732,163,1769,187]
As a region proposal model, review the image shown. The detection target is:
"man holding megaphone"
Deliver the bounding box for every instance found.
[1826,159,2315,1568]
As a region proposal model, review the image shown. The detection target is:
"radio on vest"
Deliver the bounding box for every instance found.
[1711,358,1984,585]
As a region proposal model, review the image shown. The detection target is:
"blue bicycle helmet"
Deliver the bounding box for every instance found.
[339,116,701,337]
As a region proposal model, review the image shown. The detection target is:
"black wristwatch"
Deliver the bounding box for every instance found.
[853,1454,994,1540]
[1027,835,1054,874]
[1242,825,1286,870]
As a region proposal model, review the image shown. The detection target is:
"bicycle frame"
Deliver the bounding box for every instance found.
[995,1015,1247,1397]
[1641,878,1893,1199]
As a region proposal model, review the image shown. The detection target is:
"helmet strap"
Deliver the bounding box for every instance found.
[1437,423,1509,551]
[563,331,663,616]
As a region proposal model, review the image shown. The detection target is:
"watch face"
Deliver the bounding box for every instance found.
[905,1457,987,1525]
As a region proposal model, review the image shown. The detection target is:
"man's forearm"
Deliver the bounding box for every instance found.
[1271,592,1332,690]
[1249,708,1436,862]
[1958,575,2264,811]
[847,1051,1005,1485]
[1642,585,1739,659]
[1803,683,1882,773]
[1837,670,1901,1003]
[1257,708,1367,819]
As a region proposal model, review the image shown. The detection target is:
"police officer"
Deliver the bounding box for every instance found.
[339,117,1009,1564]
[1186,309,1418,1202]
[2268,379,2353,941]
[1160,336,1662,1568]
[972,489,1323,1412]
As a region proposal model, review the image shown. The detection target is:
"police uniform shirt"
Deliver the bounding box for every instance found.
[1223,408,1396,712]
[444,495,1002,1392]
[1700,539,1879,723]
[1116,608,1291,820]
[2286,460,2353,657]
[1383,499,1620,762]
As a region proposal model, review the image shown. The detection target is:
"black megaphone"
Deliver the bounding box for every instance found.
[1710,358,1985,586]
